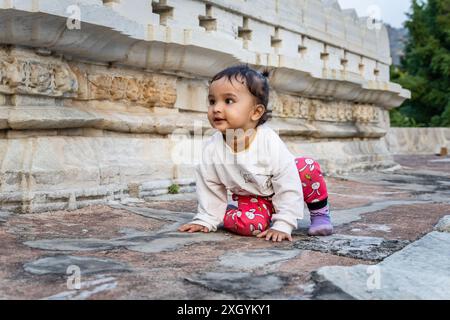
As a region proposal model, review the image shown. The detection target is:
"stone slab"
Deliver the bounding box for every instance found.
[24,239,119,251]
[185,272,286,299]
[125,232,229,254]
[294,234,409,261]
[434,215,450,233]
[0,211,12,223]
[313,232,450,299]
[219,249,301,271]
[24,256,131,275]
[24,231,229,254]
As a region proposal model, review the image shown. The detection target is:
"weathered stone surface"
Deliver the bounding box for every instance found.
[185,272,286,299]
[0,211,11,223]
[0,0,413,213]
[385,128,450,155]
[434,215,450,233]
[0,106,8,129]
[8,107,100,130]
[297,199,434,230]
[24,231,229,254]
[219,249,301,271]
[125,232,229,254]
[82,73,177,108]
[1,156,450,300]
[294,234,409,261]
[0,50,78,97]
[44,276,118,300]
[109,203,195,223]
[313,232,450,299]
[24,239,120,252]
[24,256,131,275]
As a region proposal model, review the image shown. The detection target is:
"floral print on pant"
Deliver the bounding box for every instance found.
[223,157,329,236]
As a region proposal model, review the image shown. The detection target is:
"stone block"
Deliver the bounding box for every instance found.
[246,19,274,54]
[24,255,131,275]
[324,45,345,71]
[106,0,160,26]
[164,0,205,30]
[361,57,377,81]
[385,128,450,155]
[313,232,450,299]
[8,107,100,130]
[211,5,241,39]
[11,95,56,107]
[434,215,450,233]
[302,37,325,70]
[174,78,208,113]
[0,106,9,129]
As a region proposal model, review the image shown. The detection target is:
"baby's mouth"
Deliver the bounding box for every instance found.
[213,117,226,123]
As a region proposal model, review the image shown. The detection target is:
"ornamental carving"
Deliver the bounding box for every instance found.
[272,93,379,123]
[0,56,78,97]
[85,73,177,108]
[353,105,380,123]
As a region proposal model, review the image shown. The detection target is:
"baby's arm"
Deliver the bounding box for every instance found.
[267,138,305,236]
[179,163,228,233]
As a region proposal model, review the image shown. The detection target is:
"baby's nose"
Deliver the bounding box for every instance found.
[211,103,224,113]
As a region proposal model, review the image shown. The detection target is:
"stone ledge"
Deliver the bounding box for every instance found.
[0,135,398,213]
[0,105,388,139]
[0,6,409,107]
[6,106,100,130]
[385,128,450,155]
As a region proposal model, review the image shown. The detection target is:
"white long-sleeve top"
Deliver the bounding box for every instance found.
[191,124,304,235]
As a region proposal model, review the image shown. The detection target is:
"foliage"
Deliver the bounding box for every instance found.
[390,0,450,127]
[168,184,180,194]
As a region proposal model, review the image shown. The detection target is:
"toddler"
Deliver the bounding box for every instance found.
[178,65,333,242]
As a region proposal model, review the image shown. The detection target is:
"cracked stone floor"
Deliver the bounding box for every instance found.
[1,155,449,300]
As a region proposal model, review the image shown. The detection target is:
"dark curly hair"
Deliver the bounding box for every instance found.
[209,64,271,126]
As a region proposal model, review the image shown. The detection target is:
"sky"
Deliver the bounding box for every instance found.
[337,0,412,28]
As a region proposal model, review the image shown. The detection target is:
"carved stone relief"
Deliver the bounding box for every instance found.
[84,73,177,108]
[272,92,380,123]
[0,55,78,97]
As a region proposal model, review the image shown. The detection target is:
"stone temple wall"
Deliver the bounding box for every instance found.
[0,0,410,213]
[385,128,450,155]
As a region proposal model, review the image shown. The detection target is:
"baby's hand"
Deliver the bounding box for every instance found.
[178,223,210,233]
[256,228,292,242]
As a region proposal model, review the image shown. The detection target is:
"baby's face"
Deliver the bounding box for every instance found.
[207,76,257,133]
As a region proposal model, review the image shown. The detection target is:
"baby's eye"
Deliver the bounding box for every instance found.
[225,98,234,104]
[208,99,215,105]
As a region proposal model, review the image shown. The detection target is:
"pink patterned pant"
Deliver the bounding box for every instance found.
[223,157,329,236]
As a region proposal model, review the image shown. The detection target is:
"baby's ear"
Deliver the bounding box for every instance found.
[252,104,266,121]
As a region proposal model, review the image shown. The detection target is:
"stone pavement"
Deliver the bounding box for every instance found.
[0,155,449,300]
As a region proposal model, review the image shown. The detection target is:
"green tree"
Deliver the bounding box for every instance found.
[390,0,450,127]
